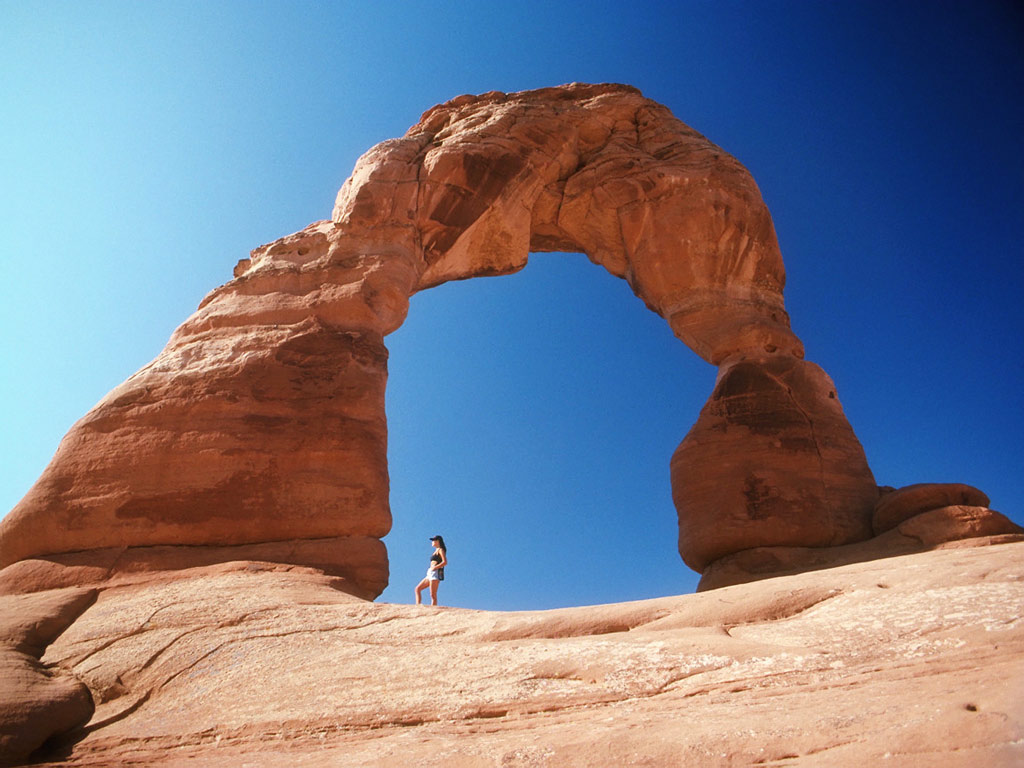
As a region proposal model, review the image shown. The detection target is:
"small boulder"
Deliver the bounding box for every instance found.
[873,483,989,534]
[896,505,1023,547]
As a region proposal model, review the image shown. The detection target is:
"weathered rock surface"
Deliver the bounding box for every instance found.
[1,543,1018,767]
[672,355,877,572]
[874,482,991,534]
[0,536,386,600]
[0,587,96,767]
[332,84,804,368]
[0,302,396,597]
[699,506,1024,591]
[0,83,889,590]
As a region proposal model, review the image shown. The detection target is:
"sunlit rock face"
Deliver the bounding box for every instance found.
[5,547,1024,766]
[1,83,891,594]
[0,221,405,600]
[672,356,877,573]
[333,83,803,364]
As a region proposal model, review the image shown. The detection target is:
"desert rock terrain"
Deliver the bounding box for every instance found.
[1,542,1020,767]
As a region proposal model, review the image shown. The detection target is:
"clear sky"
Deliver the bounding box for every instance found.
[1,1,1021,610]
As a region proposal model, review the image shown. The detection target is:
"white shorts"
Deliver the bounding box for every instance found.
[427,568,440,581]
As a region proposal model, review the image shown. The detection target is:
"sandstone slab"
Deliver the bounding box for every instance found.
[0,536,386,600]
[698,506,1024,591]
[874,482,991,534]
[5,543,1020,767]
[897,504,1022,546]
[0,588,96,767]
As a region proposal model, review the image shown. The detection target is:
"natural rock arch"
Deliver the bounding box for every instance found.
[0,84,880,598]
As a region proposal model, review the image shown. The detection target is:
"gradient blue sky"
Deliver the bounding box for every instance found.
[2,1,1021,610]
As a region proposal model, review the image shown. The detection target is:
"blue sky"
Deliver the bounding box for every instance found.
[1,1,1021,610]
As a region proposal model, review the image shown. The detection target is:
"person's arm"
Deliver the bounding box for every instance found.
[436,549,448,569]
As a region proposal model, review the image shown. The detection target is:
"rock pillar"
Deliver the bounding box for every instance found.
[671,355,876,573]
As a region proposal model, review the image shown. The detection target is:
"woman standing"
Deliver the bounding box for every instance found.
[415,535,447,606]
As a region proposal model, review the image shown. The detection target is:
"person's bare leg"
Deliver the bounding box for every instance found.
[429,580,439,606]
[415,578,430,604]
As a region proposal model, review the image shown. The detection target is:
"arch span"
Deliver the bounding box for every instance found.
[0,84,877,597]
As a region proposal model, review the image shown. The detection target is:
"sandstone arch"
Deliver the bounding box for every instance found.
[0,84,880,598]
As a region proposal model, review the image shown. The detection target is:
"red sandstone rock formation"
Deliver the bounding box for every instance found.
[699,508,1023,591]
[0,587,95,766]
[0,83,1001,593]
[672,355,876,572]
[695,482,1022,590]
[873,482,990,534]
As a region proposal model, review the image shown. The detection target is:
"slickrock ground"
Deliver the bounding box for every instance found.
[9,541,1022,767]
